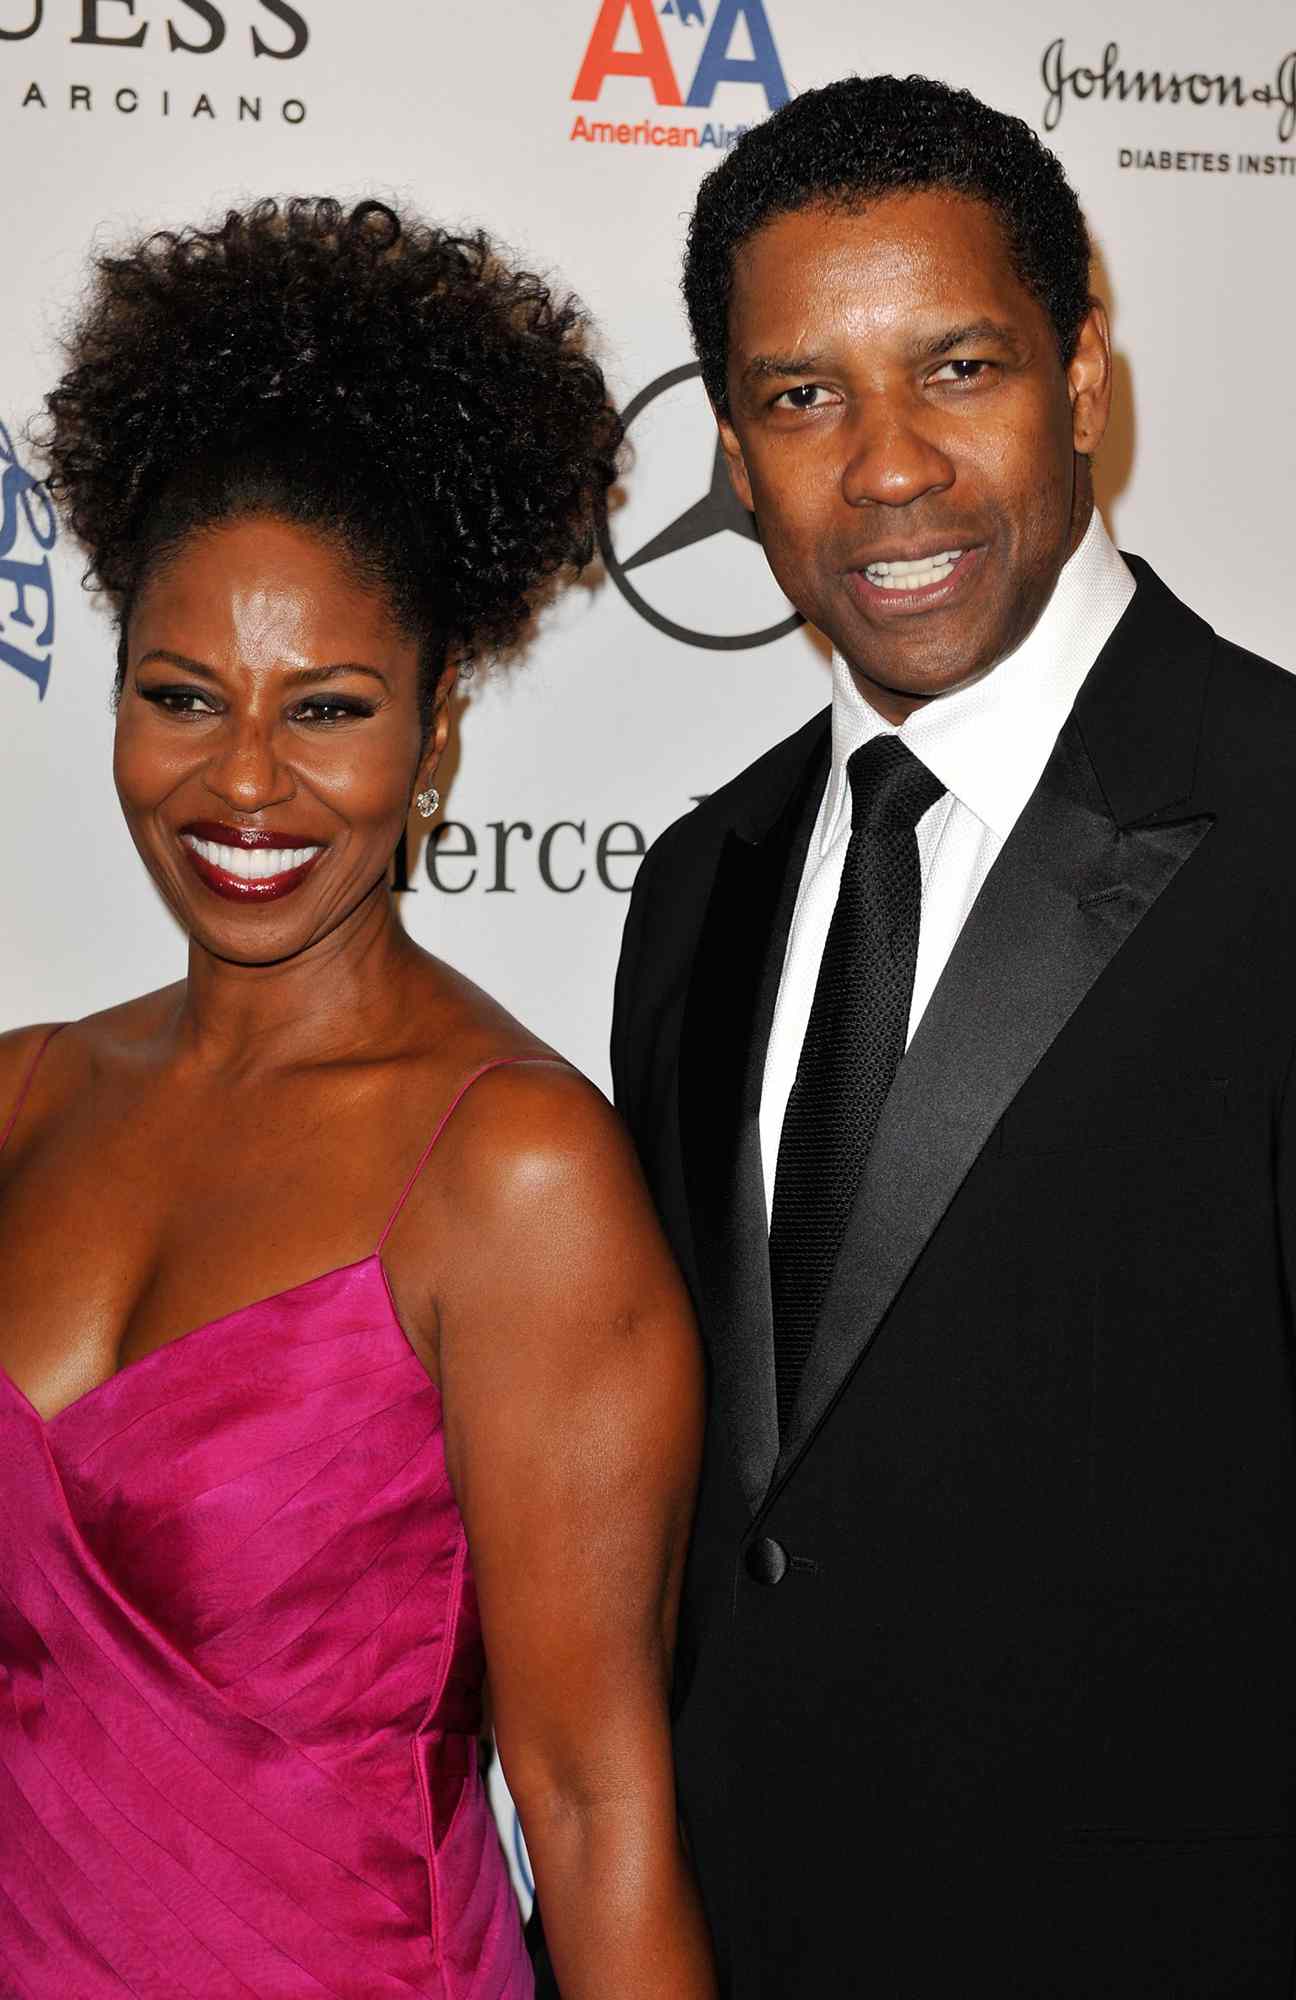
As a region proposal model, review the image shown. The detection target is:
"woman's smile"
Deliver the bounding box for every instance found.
[178,819,328,903]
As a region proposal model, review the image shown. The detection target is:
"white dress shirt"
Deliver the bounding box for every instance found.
[759,510,1136,1223]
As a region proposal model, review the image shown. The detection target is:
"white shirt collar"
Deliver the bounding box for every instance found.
[822,511,1136,851]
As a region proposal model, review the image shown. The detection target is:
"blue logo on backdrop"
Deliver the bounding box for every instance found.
[0,418,56,700]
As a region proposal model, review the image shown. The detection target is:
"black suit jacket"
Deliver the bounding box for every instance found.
[603,560,1296,1997]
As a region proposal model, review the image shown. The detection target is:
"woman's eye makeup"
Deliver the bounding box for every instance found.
[136,682,218,715]
[134,684,377,724]
[289,696,377,724]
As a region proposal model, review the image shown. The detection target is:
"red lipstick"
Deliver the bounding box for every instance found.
[178,822,326,903]
[182,820,321,849]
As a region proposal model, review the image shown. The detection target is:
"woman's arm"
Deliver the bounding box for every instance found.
[432,1062,716,2000]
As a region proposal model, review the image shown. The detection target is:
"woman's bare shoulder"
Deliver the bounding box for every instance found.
[370,960,653,1331]
[0,1022,63,1108]
[428,1051,645,1255]
[388,955,630,1193]
[0,986,184,1105]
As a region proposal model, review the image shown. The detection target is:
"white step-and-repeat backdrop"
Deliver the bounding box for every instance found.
[4,0,1295,1910]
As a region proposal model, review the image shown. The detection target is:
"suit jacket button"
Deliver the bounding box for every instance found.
[745,1536,789,1585]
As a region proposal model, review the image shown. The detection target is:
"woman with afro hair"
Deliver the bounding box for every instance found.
[0,198,716,2000]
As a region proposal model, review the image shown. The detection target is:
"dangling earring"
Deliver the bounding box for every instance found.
[415,786,440,819]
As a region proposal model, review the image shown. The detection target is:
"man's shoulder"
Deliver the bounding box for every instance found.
[1099,556,1296,797]
[1208,629,1296,728]
[1166,566,1296,792]
[640,706,829,889]
[1196,634,1296,823]
[1124,553,1296,723]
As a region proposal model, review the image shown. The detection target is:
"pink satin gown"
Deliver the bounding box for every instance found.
[0,1040,534,1998]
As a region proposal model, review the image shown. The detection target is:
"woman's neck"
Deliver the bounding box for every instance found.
[172,880,422,1075]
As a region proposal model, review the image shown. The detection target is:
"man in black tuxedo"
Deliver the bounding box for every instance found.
[605,75,1296,1999]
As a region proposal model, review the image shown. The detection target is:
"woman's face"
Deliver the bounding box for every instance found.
[115,514,442,966]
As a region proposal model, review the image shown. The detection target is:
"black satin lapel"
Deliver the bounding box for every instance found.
[770,717,1215,1489]
[679,750,826,1512]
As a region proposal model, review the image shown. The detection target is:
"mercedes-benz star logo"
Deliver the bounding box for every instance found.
[599,362,804,651]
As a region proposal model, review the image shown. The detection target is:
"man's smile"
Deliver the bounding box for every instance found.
[845,544,987,618]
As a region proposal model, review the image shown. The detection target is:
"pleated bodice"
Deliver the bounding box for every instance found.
[0,1249,532,1998]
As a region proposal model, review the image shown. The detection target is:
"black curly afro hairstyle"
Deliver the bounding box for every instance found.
[684,75,1092,415]
[40,197,623,726]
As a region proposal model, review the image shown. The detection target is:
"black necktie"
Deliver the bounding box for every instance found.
[769,735,945,1437]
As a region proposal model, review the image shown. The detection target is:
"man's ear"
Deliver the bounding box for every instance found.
[1068,300,1113,458]
[716,409,755,512]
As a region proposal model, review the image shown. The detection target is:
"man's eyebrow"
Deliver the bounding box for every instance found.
[135,649,390,690]
[910,319,1025,361]
[740,350,834,386]
[740,320,1027,387]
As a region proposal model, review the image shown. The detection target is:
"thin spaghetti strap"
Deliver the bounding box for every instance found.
[377,1054,542,1252]
[0,1024,68,1157]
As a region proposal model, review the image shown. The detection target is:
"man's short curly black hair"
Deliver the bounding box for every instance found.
[684,74,1092,415]
[41,196,623,724]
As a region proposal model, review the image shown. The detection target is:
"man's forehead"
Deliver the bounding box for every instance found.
[734,190,1014,282]
[727,192,1035,345]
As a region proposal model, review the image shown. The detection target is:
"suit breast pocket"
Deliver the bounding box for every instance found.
[995,1070,1234,1158]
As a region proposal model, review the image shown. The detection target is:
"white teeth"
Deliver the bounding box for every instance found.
[183,836,322,882]
[868,549,962,576]
[865,548,963,591]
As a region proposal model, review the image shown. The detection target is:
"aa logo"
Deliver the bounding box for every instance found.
[573,0,789,111]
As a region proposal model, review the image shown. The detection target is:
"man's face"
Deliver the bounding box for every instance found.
[718,191,1111,718]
